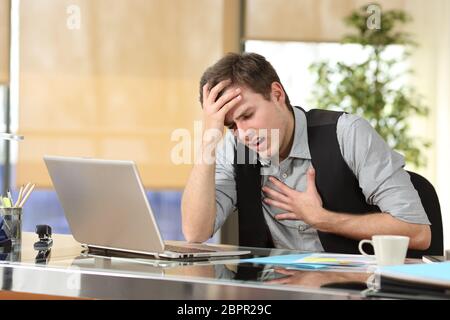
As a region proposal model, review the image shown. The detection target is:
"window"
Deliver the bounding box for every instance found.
[245,40,407,111]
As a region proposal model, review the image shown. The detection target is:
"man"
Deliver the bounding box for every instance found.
[181,52,431,254]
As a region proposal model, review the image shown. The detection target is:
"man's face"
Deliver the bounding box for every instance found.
[223,85,289,159]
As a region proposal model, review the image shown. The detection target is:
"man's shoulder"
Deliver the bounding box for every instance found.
[336,113,378,150]
[300,107,346,126]
[337,112,367,130]
[300,107,365,128]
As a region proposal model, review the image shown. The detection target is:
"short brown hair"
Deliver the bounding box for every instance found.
[199,52,291,107]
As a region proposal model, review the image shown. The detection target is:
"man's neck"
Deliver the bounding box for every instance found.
[278,108,295,162]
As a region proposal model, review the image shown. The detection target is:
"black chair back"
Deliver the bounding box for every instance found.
[407,171,444,258]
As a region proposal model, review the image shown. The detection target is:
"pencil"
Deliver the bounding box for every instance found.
[14,186,24,207]
[18,183,35,208]
[7,190,13,205]
[18,182,32,207]
[22,182,32,197]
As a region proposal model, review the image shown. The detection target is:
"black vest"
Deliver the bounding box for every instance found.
[234,107,380,254]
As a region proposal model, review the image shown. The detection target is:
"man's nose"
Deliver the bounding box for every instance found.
[235,126,256,143]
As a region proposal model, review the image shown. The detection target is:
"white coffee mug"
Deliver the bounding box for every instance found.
[358,235,410,266]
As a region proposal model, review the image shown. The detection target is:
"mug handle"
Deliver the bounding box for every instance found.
[358,239,374,256]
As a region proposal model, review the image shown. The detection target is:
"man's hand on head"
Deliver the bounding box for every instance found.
[202,79,242,133]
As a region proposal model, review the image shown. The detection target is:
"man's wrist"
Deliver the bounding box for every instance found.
[202,127,223,146]
[196,145,217,165]
[314,208,344,233]
[195,127,222,165]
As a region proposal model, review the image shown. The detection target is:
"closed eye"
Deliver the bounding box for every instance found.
[226,111,254,130]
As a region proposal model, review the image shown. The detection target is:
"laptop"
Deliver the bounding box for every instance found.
[43,156,251,260]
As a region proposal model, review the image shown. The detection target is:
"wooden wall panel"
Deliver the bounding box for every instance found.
[18,0,414,189]
[245,0,406,42]
[0,0,10,84]
[17,0,226,188]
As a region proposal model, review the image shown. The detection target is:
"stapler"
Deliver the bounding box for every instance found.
[34,224,53,250]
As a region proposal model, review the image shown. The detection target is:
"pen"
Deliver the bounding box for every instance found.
[22,182,32,197]
[2,197,12,208]
[18,183,35,208]
[14,186,24,207]
[17,182,32,207]
[7,190,13,206]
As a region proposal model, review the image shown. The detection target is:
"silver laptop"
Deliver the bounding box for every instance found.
[44,156,251,260]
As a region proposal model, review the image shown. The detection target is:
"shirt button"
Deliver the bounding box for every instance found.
[298,225,306,232]
[282,173,288,179]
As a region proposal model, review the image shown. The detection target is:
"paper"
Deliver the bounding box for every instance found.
[242,254,327,270]
[242,253,377,270]
[380,261,450,287]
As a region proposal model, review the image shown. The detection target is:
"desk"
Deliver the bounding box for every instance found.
[0,233,376,300]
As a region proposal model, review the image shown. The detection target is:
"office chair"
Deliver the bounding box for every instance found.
[406,171,444,259]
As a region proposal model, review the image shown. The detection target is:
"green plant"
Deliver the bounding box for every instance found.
[309,3,430,168]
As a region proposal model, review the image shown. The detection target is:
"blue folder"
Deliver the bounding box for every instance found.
[241,254,331,270]
[380,261,450,286]
[375,262,450,298]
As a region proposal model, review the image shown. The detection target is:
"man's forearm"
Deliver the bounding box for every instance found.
[182,78,242,242]
[316,209,431,250]
[181,146,218,243]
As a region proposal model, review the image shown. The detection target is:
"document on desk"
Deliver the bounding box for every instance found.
[379,261,450,287]
[241,253,377,270]
[374,262,450,299]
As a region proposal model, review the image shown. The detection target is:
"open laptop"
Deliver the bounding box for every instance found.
[43,156,251,260]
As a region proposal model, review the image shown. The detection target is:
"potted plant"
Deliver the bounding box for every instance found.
[309,3,430,168]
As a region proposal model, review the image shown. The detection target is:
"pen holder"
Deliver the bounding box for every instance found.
[0,207,22,245]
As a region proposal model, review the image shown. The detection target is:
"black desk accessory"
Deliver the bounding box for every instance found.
[34,225,53,264]
[33,225,53,250]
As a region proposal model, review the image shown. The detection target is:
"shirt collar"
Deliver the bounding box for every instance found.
[259,107,311,166]
[288,107,311,160]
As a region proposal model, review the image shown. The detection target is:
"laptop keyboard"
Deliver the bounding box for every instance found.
[164,244,218,253]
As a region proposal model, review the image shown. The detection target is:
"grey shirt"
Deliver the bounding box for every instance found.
[213,107,430,251]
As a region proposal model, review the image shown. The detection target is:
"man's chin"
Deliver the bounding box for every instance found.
[244,140,278,160]
[245,145,269,159]
[257,146,278,160]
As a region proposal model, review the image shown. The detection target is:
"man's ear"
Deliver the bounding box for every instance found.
[271,82,286,106]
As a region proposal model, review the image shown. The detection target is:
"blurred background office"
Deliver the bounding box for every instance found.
[0,0,448,248]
